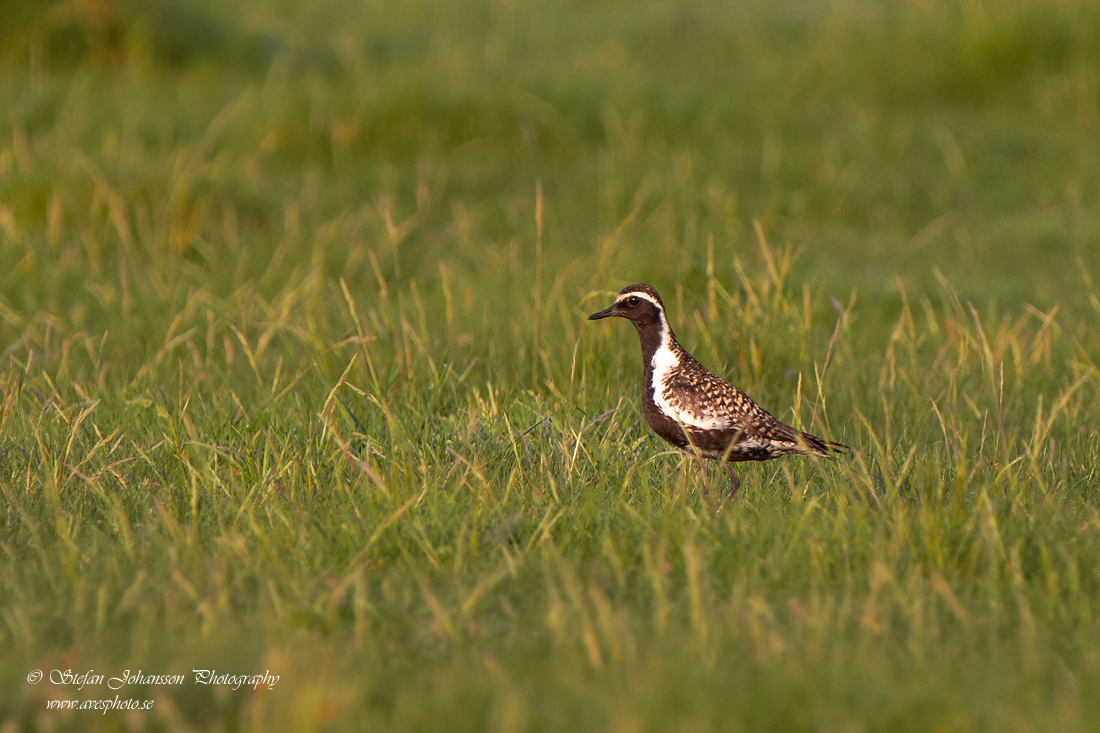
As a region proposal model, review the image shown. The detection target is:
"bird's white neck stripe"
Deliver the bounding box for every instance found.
[647,312,729,431]
[650,318,678,390]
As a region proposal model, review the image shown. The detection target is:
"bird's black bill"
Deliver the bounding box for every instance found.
[587,306,615,320]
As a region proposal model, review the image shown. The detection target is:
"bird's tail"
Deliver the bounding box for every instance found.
[801,431,849,458]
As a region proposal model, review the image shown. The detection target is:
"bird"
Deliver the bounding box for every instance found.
[588,283,846,500]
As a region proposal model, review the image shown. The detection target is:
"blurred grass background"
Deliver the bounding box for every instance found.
[2,0,1100,730]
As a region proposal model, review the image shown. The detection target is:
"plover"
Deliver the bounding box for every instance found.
[588,283,846,499]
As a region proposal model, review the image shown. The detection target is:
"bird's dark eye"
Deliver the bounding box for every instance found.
[627,296,640,306]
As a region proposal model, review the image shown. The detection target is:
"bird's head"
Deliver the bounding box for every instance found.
[587,284,666,328]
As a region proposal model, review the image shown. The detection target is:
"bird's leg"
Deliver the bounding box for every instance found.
[680,437,713,500]
[723,463,741,498]
[693,452,713,498]
[716,463,741,514]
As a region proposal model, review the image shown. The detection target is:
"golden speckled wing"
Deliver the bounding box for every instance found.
[666,364,805,448]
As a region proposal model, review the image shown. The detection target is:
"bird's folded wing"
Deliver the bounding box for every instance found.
[670,372,801,445]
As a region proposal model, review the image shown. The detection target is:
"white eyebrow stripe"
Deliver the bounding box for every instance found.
[615,291,662,308]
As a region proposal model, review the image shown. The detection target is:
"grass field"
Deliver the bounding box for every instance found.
[3,0,1100,729]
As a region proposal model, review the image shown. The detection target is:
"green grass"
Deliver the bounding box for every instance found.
[3,0,1100,729]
